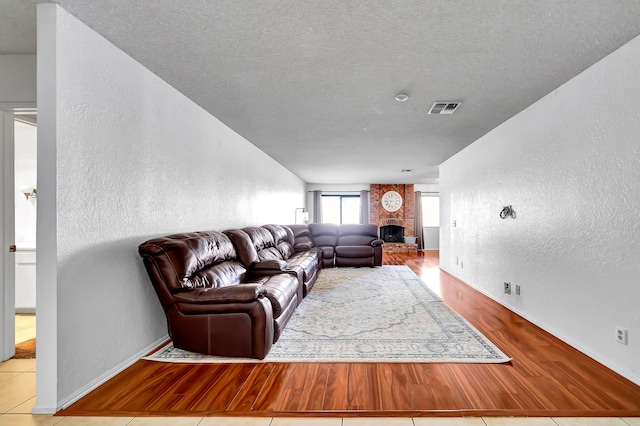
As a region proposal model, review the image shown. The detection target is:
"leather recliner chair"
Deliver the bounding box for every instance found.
[334,224,384,267]
[138,230,300,359]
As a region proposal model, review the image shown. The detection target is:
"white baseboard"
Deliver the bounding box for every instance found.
[33,334,169,414]
[31,404,58,415]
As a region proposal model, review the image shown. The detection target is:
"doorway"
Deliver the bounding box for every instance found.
[421,193,440,249]
[13,112,37,358]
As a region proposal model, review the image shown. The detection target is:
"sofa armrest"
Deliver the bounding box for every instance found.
[252,259,288,271]
[371,239,384,247]
[250,260,303,284]
[173,284,266,304]
[294,242,313,252]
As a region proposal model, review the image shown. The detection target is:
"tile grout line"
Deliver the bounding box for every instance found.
[1,370,36,415]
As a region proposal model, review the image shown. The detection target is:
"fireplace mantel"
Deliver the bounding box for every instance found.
[379,218,405,227]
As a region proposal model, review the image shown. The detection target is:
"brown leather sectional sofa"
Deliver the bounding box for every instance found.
[138,223,383,359]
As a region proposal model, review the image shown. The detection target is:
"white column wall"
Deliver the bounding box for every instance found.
[35,4,58,412]
[440,33,640,385]
[36,4,306,411]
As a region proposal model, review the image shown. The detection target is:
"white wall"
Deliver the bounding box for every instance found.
[36,4,306,412]
[440,33,640,385]
[415,183,439,193]
[0,55,36,107]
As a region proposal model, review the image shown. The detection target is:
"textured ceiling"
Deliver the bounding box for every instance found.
[4,1,640,184]
[0,0,37,54]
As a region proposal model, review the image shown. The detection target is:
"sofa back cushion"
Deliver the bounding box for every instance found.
[242,226,285,262]
[309,223,339,247]
[262,224,295,260]
[337,224,380,246]
[224,229,259,267]
[138,231,248,308]
[287,225,314,252]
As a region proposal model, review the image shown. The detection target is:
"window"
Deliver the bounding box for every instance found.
[322,195,360,224]
[422,195,440,227]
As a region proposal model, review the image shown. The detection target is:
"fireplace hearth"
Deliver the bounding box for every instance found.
[380,225,404,243]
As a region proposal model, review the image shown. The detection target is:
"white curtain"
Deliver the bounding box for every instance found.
[414,191,424,250]
[312,190,323,223]
[359,190,370,224]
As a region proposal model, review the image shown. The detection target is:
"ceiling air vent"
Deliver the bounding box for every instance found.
[428,102,461,115]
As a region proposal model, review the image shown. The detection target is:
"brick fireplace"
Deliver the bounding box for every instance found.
[370,184,417,253]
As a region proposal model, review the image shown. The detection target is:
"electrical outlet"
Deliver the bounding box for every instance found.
[452,220,457,227]
[616,327,628,345]
[460,261,463,268]
[504,282,511,294]
[515,284,521,295]
[455,256,458,265]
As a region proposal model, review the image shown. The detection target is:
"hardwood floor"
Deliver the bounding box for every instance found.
[58,251,640,417]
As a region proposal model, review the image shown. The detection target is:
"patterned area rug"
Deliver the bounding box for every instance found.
[145,266,510,363]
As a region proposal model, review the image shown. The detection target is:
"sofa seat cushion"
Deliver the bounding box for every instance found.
[335,245,374,258]
[262,274,299,319]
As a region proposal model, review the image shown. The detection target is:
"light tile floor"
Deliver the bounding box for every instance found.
[1,358,638,425]
[15,314,37,345]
